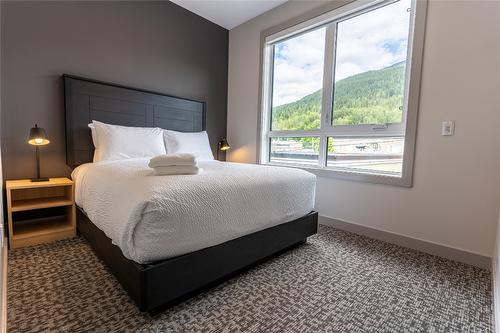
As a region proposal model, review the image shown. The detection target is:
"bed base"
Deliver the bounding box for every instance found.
[76,208,318,314]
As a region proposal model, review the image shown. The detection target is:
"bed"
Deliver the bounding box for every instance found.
[64,75,318,314]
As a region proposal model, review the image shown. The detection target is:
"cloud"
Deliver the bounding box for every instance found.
[272,28,326,107]
[272,0,411,107]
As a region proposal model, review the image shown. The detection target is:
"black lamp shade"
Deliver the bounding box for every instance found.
[28,124,50,146]
[218,138,230,151]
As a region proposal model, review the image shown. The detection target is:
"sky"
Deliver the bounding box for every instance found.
[272,0,412,107]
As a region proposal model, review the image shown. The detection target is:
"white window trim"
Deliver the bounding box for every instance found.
[257,0,427,187]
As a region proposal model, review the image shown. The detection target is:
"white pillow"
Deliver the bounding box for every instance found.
[90,121,166,162]
[88,123,102,162]
[163,130,214,161]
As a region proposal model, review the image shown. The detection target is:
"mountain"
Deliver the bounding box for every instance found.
[272,61,406,130]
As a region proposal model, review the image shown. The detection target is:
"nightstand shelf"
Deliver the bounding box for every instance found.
[12,215,74,248]
[6,178,76,249]
[11,197,74,212]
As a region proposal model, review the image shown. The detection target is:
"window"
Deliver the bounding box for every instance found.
[259,0,426,186]
[271,28,326,131]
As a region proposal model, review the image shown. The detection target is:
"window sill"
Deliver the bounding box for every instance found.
[263,162,412,187]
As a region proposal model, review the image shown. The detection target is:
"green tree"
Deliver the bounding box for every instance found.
[272,61,406,133]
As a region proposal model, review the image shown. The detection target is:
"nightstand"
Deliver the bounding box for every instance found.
[6,178,76,249]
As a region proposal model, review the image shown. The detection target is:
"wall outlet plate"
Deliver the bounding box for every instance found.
[441,121,455,136]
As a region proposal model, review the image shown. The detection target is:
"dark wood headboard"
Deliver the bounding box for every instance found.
[63,75,206,167]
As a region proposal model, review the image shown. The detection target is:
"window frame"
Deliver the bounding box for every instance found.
[258,0,427,187]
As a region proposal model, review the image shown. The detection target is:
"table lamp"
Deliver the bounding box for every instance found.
[216,138,230,160]
[28,124,50,182]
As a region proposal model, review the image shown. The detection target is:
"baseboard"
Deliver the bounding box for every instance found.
[493,255,499,333]
[319,216,491,270]
[0,239,6,333]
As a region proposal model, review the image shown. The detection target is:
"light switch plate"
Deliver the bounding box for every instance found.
[441,121,455,136]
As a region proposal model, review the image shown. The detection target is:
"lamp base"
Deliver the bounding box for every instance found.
[31,177,50,182]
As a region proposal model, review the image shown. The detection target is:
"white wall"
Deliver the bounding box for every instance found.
[227,0,500,257]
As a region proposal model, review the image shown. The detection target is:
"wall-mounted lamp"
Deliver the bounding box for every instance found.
[28,124,50,182]
[216,138,230,161]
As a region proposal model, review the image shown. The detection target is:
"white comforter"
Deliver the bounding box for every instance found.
[72,159,316,264]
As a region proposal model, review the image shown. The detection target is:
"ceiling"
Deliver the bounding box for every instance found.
[170,0,288,30]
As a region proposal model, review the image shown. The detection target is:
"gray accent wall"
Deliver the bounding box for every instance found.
[1,1,228,180]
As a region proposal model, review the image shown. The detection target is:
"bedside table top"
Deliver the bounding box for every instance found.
[6,177,73,190]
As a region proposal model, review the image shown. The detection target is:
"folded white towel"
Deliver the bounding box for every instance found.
[149,153,197,168]
[152,165,201,176]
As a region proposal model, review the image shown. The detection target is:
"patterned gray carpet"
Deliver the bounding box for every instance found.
[8,226,492,332]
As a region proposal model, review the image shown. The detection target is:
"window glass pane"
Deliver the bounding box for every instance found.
[332,0,411,126]
[271,28,326,131]
[270,137,320,166]
[326,137,404,176]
